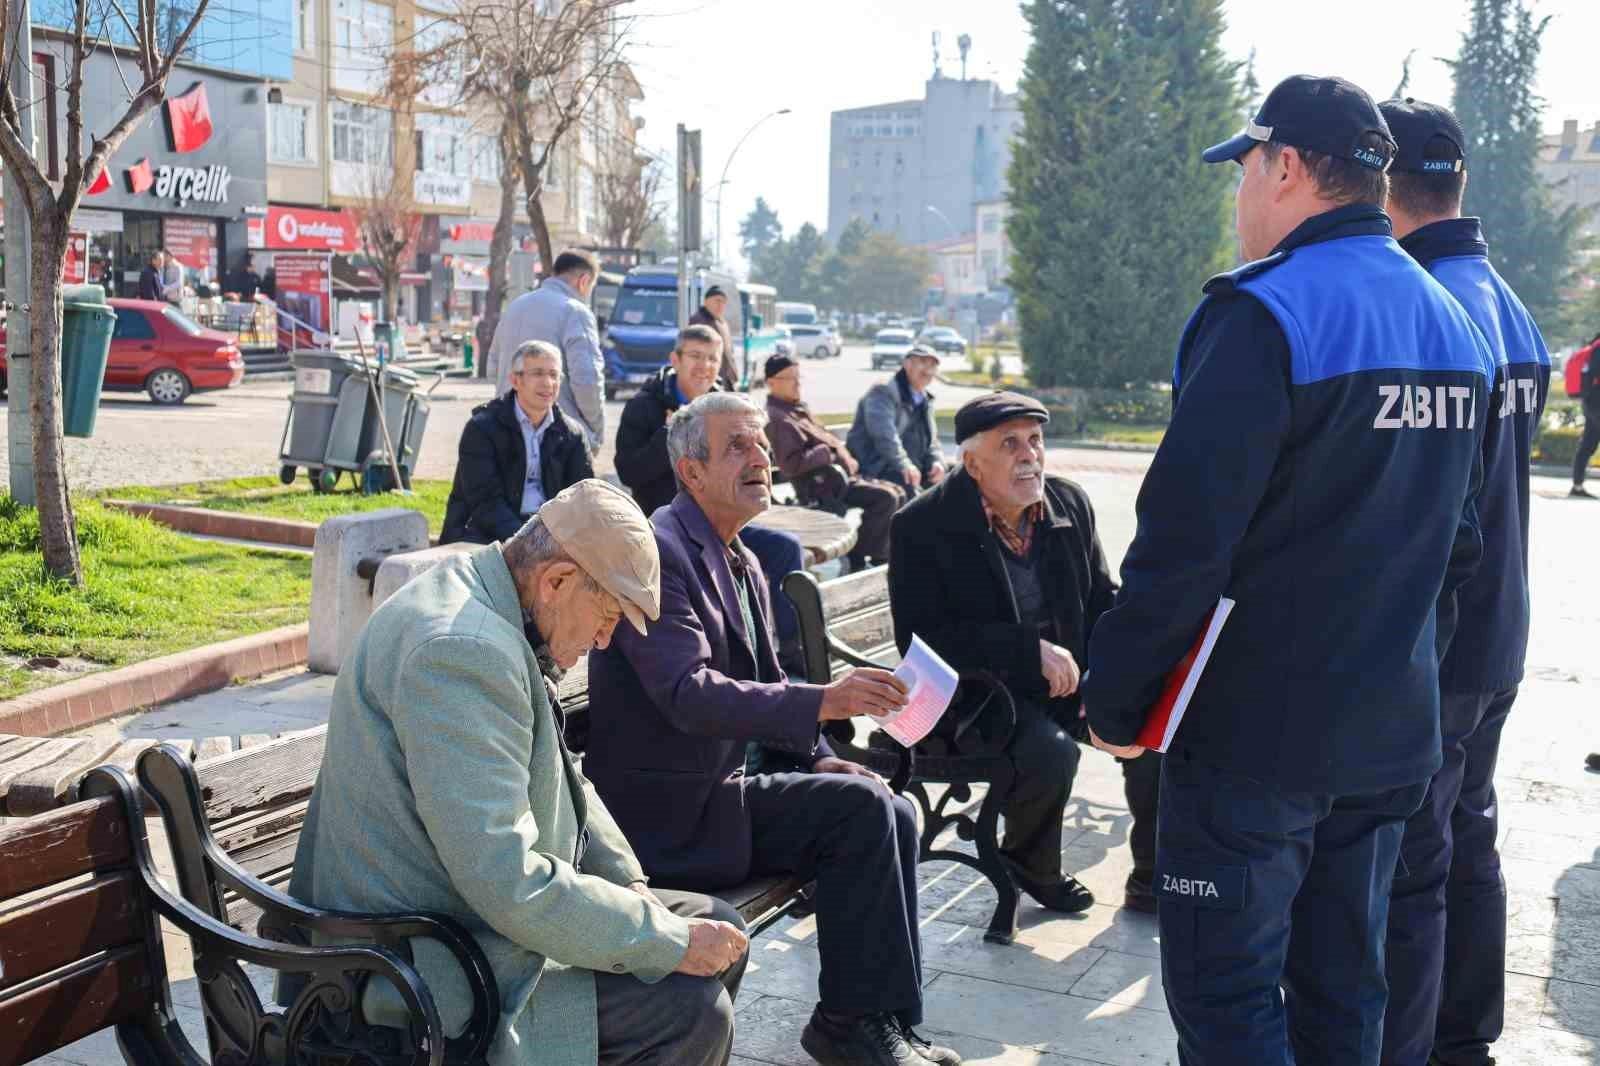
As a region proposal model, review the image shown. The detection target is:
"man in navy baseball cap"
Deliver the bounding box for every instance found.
[1204,74,1396,170]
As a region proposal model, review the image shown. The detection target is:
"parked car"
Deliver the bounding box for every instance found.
[788,322,841,359]
[870,328,915,370]
[105,300,245,403]
[917,326,968,357]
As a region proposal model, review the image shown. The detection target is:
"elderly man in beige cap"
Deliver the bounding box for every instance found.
[289,479,749,1066]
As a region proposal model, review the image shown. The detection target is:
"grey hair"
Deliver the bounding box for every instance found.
[666,392,767,479]
[501,514,600,592]
[510,340,562,375]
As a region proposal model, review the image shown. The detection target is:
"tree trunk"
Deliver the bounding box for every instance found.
[522,170,554,277]
[27,214,83,585]
[478,142,518,379]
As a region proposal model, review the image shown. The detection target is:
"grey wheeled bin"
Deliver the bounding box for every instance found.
[355,364,419,486]
[278,350,370,492]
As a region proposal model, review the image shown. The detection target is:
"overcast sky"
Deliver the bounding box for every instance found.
[626,0,1599,273]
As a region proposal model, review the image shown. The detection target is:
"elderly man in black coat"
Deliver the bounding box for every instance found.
[888,392,1162,914]
[441,340,594,544]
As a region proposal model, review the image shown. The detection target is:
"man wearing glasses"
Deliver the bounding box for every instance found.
[442,340,596,545]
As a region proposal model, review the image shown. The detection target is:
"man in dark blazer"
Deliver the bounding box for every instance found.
[587,391,962,1066]
[441,340,594,544]
[889,392,1161,914]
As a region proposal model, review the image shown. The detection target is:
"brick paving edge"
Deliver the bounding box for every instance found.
[105,500,320,548]
[0,623,310,737]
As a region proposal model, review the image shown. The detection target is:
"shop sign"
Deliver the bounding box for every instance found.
[62,232,88,284]
[164,217,217,272]
[448,254,489,293]
[413,171,471,207]
[274,254,334,339]
[247,215,265,249]
[153,163,232,206]
[267,205,359,252]
[71,208,123,233]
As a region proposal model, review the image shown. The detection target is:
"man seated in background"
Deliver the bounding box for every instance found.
[587,392,962,1066]
[764,353,904,570]
[848,345,946,496]
[441,340,594,545]
[689,284,739,390]
[291,481,749,1066]
[615,324,808,670]
[889,393,1160,913]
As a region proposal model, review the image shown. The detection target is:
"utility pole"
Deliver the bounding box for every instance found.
[4,0,36,505]
[676,123,701,329]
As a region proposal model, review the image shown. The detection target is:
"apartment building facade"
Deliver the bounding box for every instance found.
[1538,118,1600,247]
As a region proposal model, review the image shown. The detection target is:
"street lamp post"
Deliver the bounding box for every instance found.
[715,108,791,267]
[925,204,958,240]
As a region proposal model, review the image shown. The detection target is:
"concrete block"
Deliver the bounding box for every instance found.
[308,510,429,674]
[373,543,476,608]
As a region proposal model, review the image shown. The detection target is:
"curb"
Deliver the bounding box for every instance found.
[106,500,319,547]
[0,623,310,738]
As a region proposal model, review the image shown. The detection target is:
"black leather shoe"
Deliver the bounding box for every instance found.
[1586,752,1600,772]
[1001,856,1095,913]
[903,1025,962,1066]
[1571,485,1595,498]
[802,1008,935,1065]
[1124,869,1157,914]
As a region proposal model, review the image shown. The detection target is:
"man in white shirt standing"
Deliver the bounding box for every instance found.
[489,250,607,453]
[442,341,596,544]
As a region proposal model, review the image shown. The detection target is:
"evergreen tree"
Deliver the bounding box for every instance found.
[1007,0,1239,388]
[738,198,784,262]
[1450,0,1587,332]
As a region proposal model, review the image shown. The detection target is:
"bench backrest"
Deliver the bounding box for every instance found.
[785,566,897,683]
[0,789,172,1066]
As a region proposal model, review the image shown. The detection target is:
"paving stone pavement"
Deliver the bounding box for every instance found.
[38,469,1600,1066]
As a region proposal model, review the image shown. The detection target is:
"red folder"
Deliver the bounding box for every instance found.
[1135,597,1234,752]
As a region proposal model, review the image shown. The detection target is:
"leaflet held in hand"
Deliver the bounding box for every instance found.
[880,636,959,747]
[1135,597,1235,753]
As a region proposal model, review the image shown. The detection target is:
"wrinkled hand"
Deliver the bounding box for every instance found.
[675,918,748,977]
[927,462,946,485]
[812,755,888,789]
[819,668,909,721]
[901,463,923,490]
[1040,641,1081,699]
[1088,722,1146,760]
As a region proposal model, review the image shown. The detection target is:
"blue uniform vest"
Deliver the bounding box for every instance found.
[1426,254,1550,693]
[1167,235,1493,793]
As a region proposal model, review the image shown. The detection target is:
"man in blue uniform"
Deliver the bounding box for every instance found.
[1376,98,1551,1066]
[1081,76,1494,1066]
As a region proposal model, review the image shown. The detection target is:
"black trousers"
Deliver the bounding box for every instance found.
[1574,395,1600,486]
[594,889,747,1066]
[844,478,905,568]
[745,772,925,1025]
[1121,749,1162,875]
[1000,701,1082,881]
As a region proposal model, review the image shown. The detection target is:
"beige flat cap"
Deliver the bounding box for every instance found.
[540,479,661,635]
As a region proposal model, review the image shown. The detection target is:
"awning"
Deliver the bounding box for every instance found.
[331,254,382,294]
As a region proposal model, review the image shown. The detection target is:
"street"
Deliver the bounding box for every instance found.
[0,343,1004,494]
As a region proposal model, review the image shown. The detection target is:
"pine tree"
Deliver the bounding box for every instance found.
[1450,0,1587,333]
[739,198,784,262]
[1007,0,1240,388]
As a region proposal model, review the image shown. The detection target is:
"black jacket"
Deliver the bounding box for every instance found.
[440,392,594,544]
[889,467,1117,740]
[614,368,721,517]
[688,305,738,390]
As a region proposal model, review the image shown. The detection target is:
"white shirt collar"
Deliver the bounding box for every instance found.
[514,401,555,437]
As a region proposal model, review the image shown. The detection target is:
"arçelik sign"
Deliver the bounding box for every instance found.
[86,81,232,207]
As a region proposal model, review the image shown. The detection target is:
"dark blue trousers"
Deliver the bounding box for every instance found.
[1156,754,1427,1066]
[740,523,803,644]
[1382,687,1514,1066]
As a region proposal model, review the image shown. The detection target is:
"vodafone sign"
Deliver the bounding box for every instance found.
[266,205,359,253]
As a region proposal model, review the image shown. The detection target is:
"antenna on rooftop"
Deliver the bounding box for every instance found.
[932,31,943,80]
[958,34,972,81]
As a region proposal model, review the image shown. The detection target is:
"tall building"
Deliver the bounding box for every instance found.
[1538,118,1600,246]
[827,76,1019,249]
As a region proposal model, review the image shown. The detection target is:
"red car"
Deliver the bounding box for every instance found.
[0,298,244,405]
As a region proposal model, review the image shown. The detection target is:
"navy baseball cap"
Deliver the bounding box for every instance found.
[1204,75,1396,171]
[1379,97,1467,175]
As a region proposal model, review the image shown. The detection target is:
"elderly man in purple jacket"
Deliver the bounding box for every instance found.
[586,392,961,1066]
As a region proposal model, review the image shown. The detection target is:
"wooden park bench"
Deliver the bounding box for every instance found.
[783,566,1024,944]
[0,763,490,1066]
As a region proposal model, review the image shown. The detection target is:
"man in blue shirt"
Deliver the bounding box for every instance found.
[1083,76,1493,1065]
[1376,98,1551,1066]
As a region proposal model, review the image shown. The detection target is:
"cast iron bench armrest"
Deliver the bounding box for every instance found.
[136,744,500,1065]
[80,765,449,1066]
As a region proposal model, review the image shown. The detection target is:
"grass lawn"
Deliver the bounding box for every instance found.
[0,498,312,702]
[104,476,454,533]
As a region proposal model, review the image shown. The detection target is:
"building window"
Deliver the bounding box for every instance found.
[471,135,501,181]
[416,113,471,177]
[982,213,1000,234]
[294,0,316,53]
[270,99,317,163]
[332,0,392,92]
[331,100,391,166]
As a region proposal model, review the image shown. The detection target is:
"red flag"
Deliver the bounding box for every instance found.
[164,81,214,153]
[125,158,154,194]
[86,166,110,195]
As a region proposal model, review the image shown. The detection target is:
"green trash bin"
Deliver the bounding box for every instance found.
[372,321,408,365]
[61,283,114,438]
